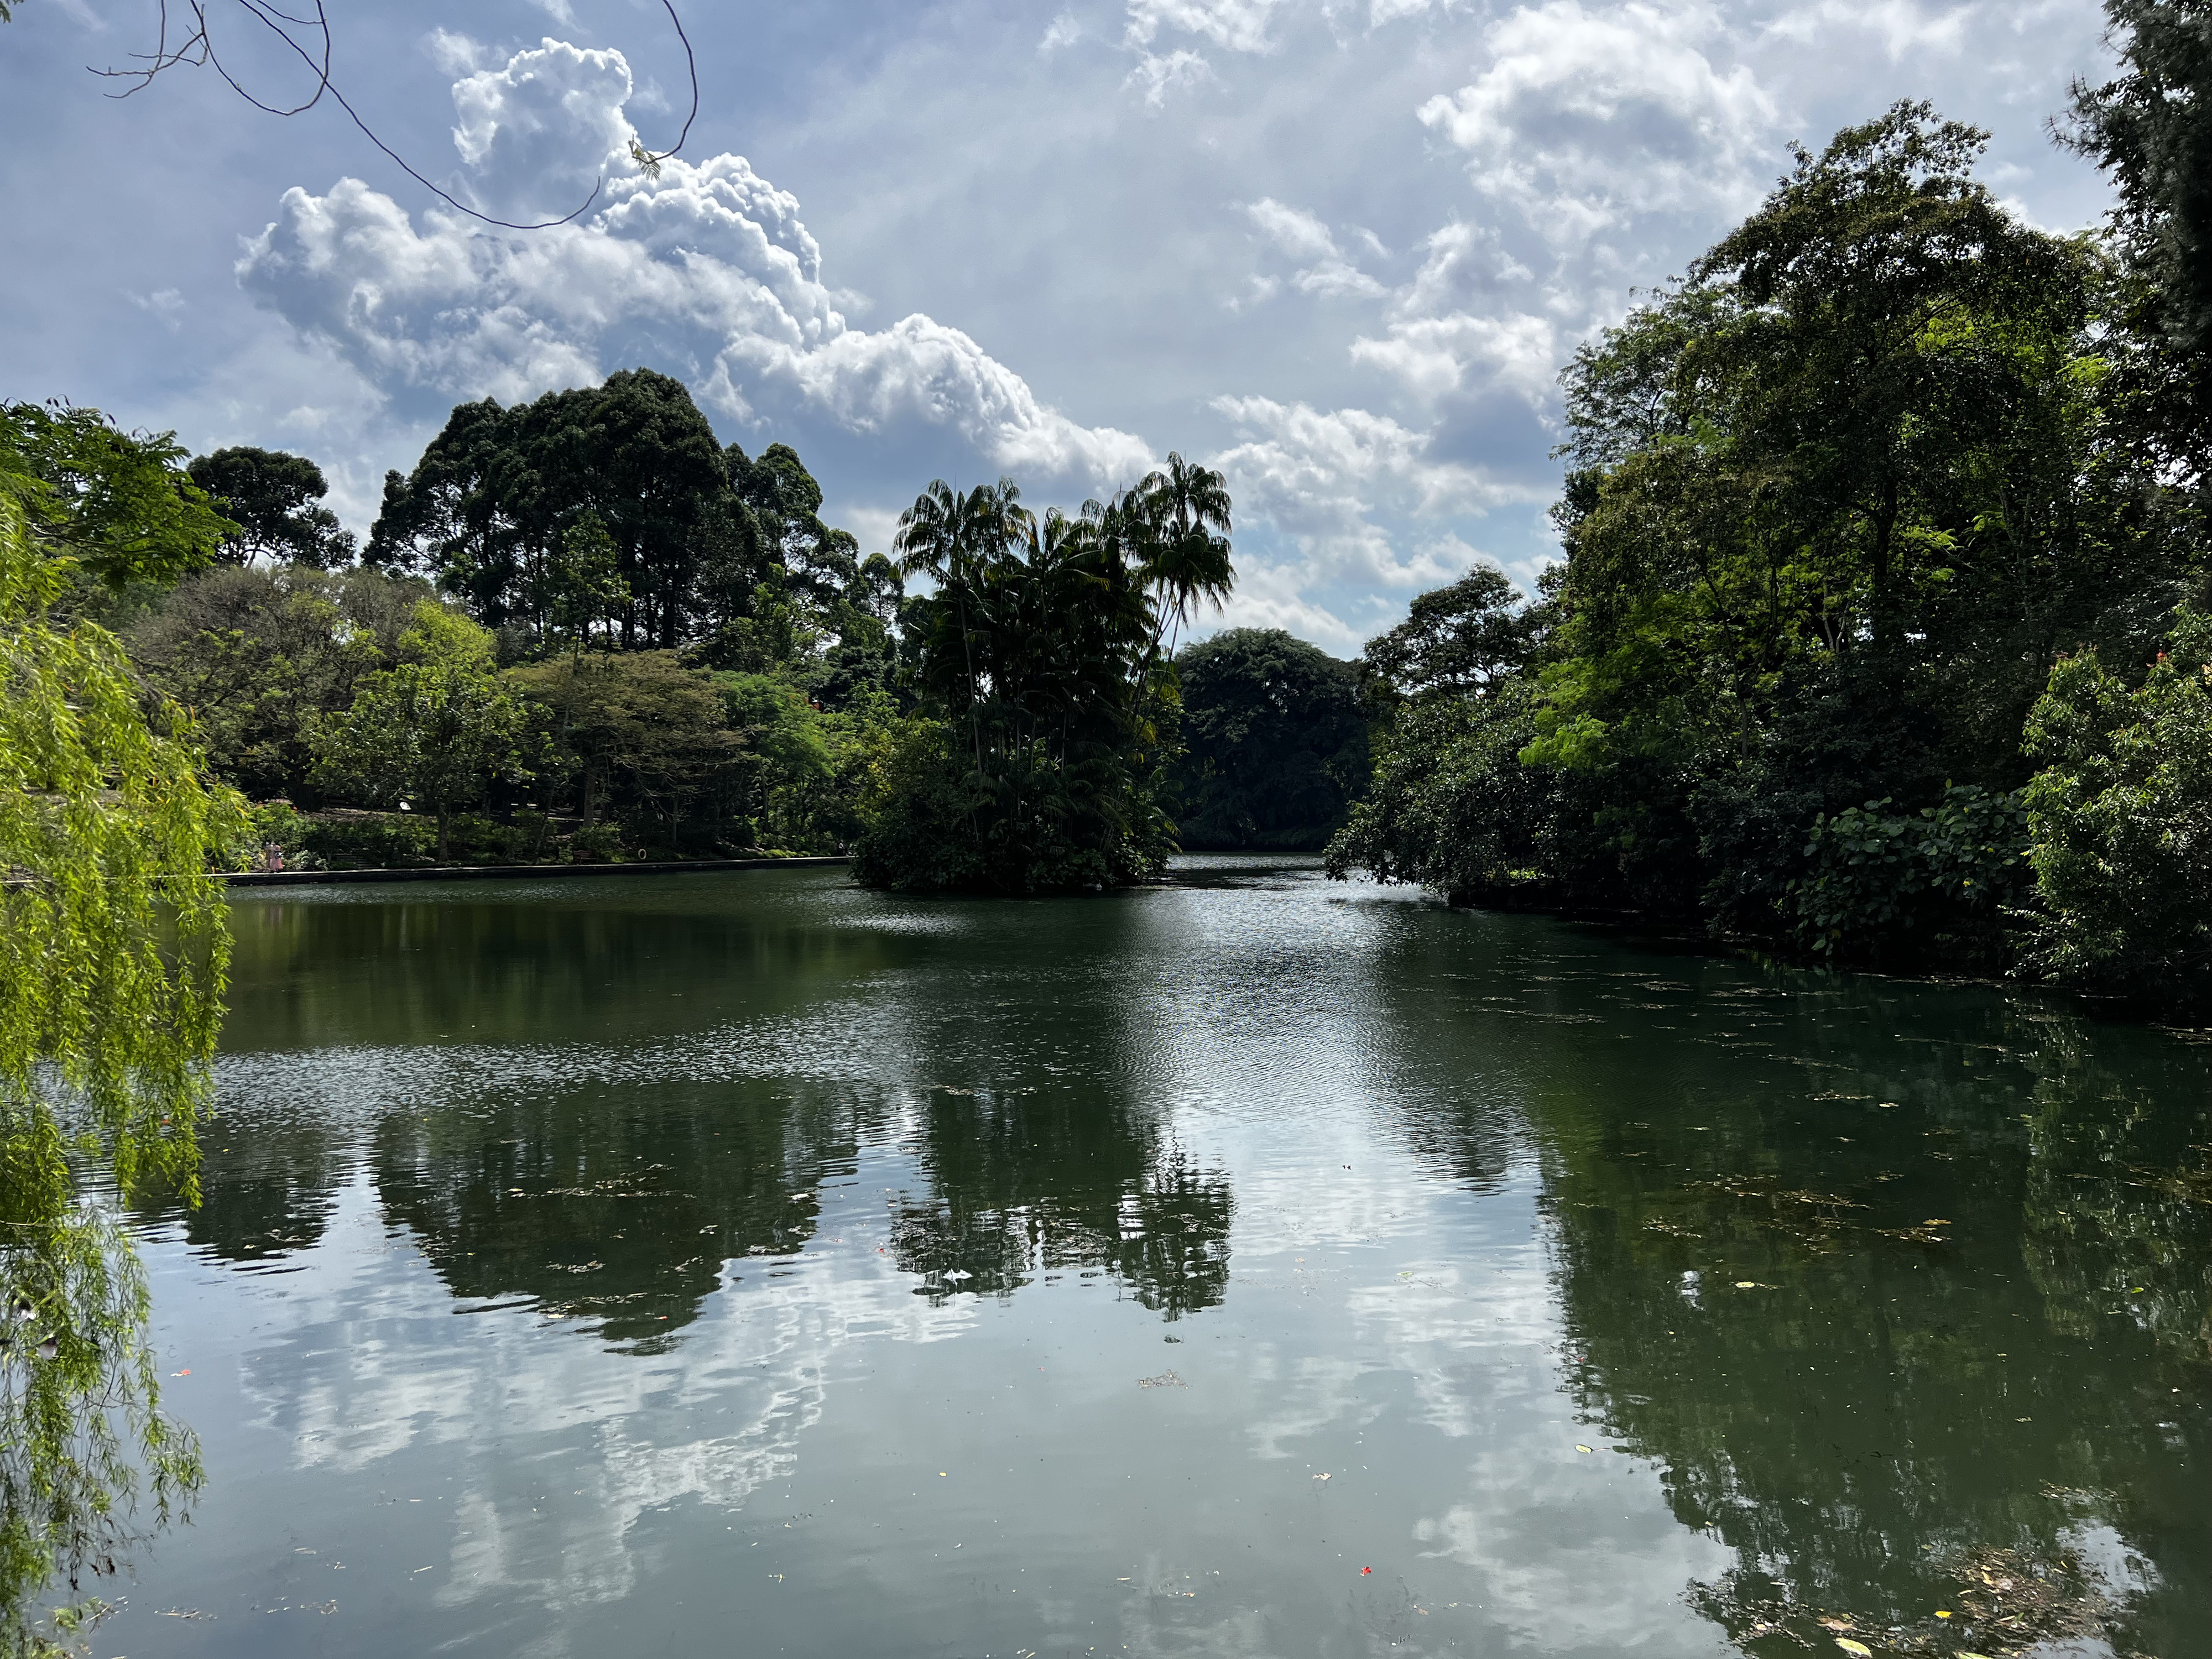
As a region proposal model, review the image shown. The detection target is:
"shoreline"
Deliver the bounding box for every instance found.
[219,855,851,886]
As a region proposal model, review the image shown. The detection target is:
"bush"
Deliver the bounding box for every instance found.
[850,725,992,893]
[292,809,437,869]
[1785,784,2030,964]
[853,720,1167,894]
[2020,609,2212,999]
[223,800,318,871]
[565,823,628,864]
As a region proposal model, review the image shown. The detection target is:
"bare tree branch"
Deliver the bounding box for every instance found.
[85,0,699,230]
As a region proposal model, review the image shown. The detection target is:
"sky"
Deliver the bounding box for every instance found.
[0,0,2120,649]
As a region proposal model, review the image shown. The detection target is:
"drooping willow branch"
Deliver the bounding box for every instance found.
[90,0,700,230]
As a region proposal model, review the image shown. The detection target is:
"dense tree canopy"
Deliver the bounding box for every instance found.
[1,456,234,1649]
[2062,0,2212,471]
[1360,567,1536,703]
[857,462,1237,893]
[107,385,915,870]
[311,603,535,861]
[1172,629,1365,851]
[1331,92,2210,1004]
[185,446,356,569]
[1,403,232,590]
[368,369,744,649]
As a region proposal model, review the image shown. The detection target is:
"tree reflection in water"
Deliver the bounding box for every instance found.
[890,1087,1231,1316]
[1,1187,201,1656]
[1526,990,2211,1658]
[190,888,1239,1344]
[168,1075,1234,1351]
[154,881,2212,1654]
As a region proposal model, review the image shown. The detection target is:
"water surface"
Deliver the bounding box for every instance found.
[110,859,2212,1657]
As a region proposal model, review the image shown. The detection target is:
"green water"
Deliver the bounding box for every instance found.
[107,858,2210,1657]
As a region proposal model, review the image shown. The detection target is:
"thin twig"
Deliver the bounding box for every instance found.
[90,0,700,231]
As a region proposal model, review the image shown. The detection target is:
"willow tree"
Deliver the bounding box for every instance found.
[1,471,241,1650]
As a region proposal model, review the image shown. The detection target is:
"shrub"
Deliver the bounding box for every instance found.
[292,810,436,869]
[2020,609,2212,999]
[850,724,990,893]
[1786,785,2031,964]
[565,823,628,864]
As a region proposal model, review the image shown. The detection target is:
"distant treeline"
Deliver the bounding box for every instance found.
[3,373,1354,883]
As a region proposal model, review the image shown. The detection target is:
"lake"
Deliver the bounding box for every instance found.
[103,857,2211,1657]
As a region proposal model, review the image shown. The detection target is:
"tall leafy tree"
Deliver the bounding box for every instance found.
[728,442,859,606]
[185,447,356,568]
[1173,629,1367,850]
[1,403,232,590]
[2061,0,2212,473]
[312,602,534,860]
[894,478,1030,774]
[127,566,410,801]
[369,372,739,648]
[1360,567,1536,703]
[1131,452,1234,669]
[868,468,1226,893]
[1524,103,2161,922]
[1334,103,2189,969]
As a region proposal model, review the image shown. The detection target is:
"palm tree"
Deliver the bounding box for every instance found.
[1132,452,1235,680]
[865,461,1234,894]
[895,478,1030,774]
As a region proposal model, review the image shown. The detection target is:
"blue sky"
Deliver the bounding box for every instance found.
[0,0,2117,648]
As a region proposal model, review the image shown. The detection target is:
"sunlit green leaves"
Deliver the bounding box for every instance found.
[1,491,242,1202]
[0,477,226,1648]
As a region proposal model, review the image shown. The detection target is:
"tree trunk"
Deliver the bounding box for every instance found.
[1868,473,1900,653]
[436,805,451,863]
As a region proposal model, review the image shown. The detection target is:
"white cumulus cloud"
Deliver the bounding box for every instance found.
[1352,311,1559,404]
[1208,395,1531,623]
[1125,0,1289,53]
[1417,0,1781,247]
[1243,198,1388,299]
[237,39,1153,497]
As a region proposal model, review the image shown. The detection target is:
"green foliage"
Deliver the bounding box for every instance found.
[1325,682,1552,902]
[508,649,737,849]
[1,481,228,1645]
[716,671,832,846]
[0,1207,201,1657]
[2058,0,2212,499]
[550,511,629,649]
[0,403,232,590]
[369,370,753,650]
[184,446,356,569]
[1359,567,1536,702]
[727,441,860,611]
[1333,101,2200,992]
[128,565,424,802]
[870,465,1226,894]
[312,602,533,860]
[1786,784,2031,962]
[1173,629,1366,850]
[848,720,989,892]
[2020,608,2212,998]
[1,493,240,1201]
